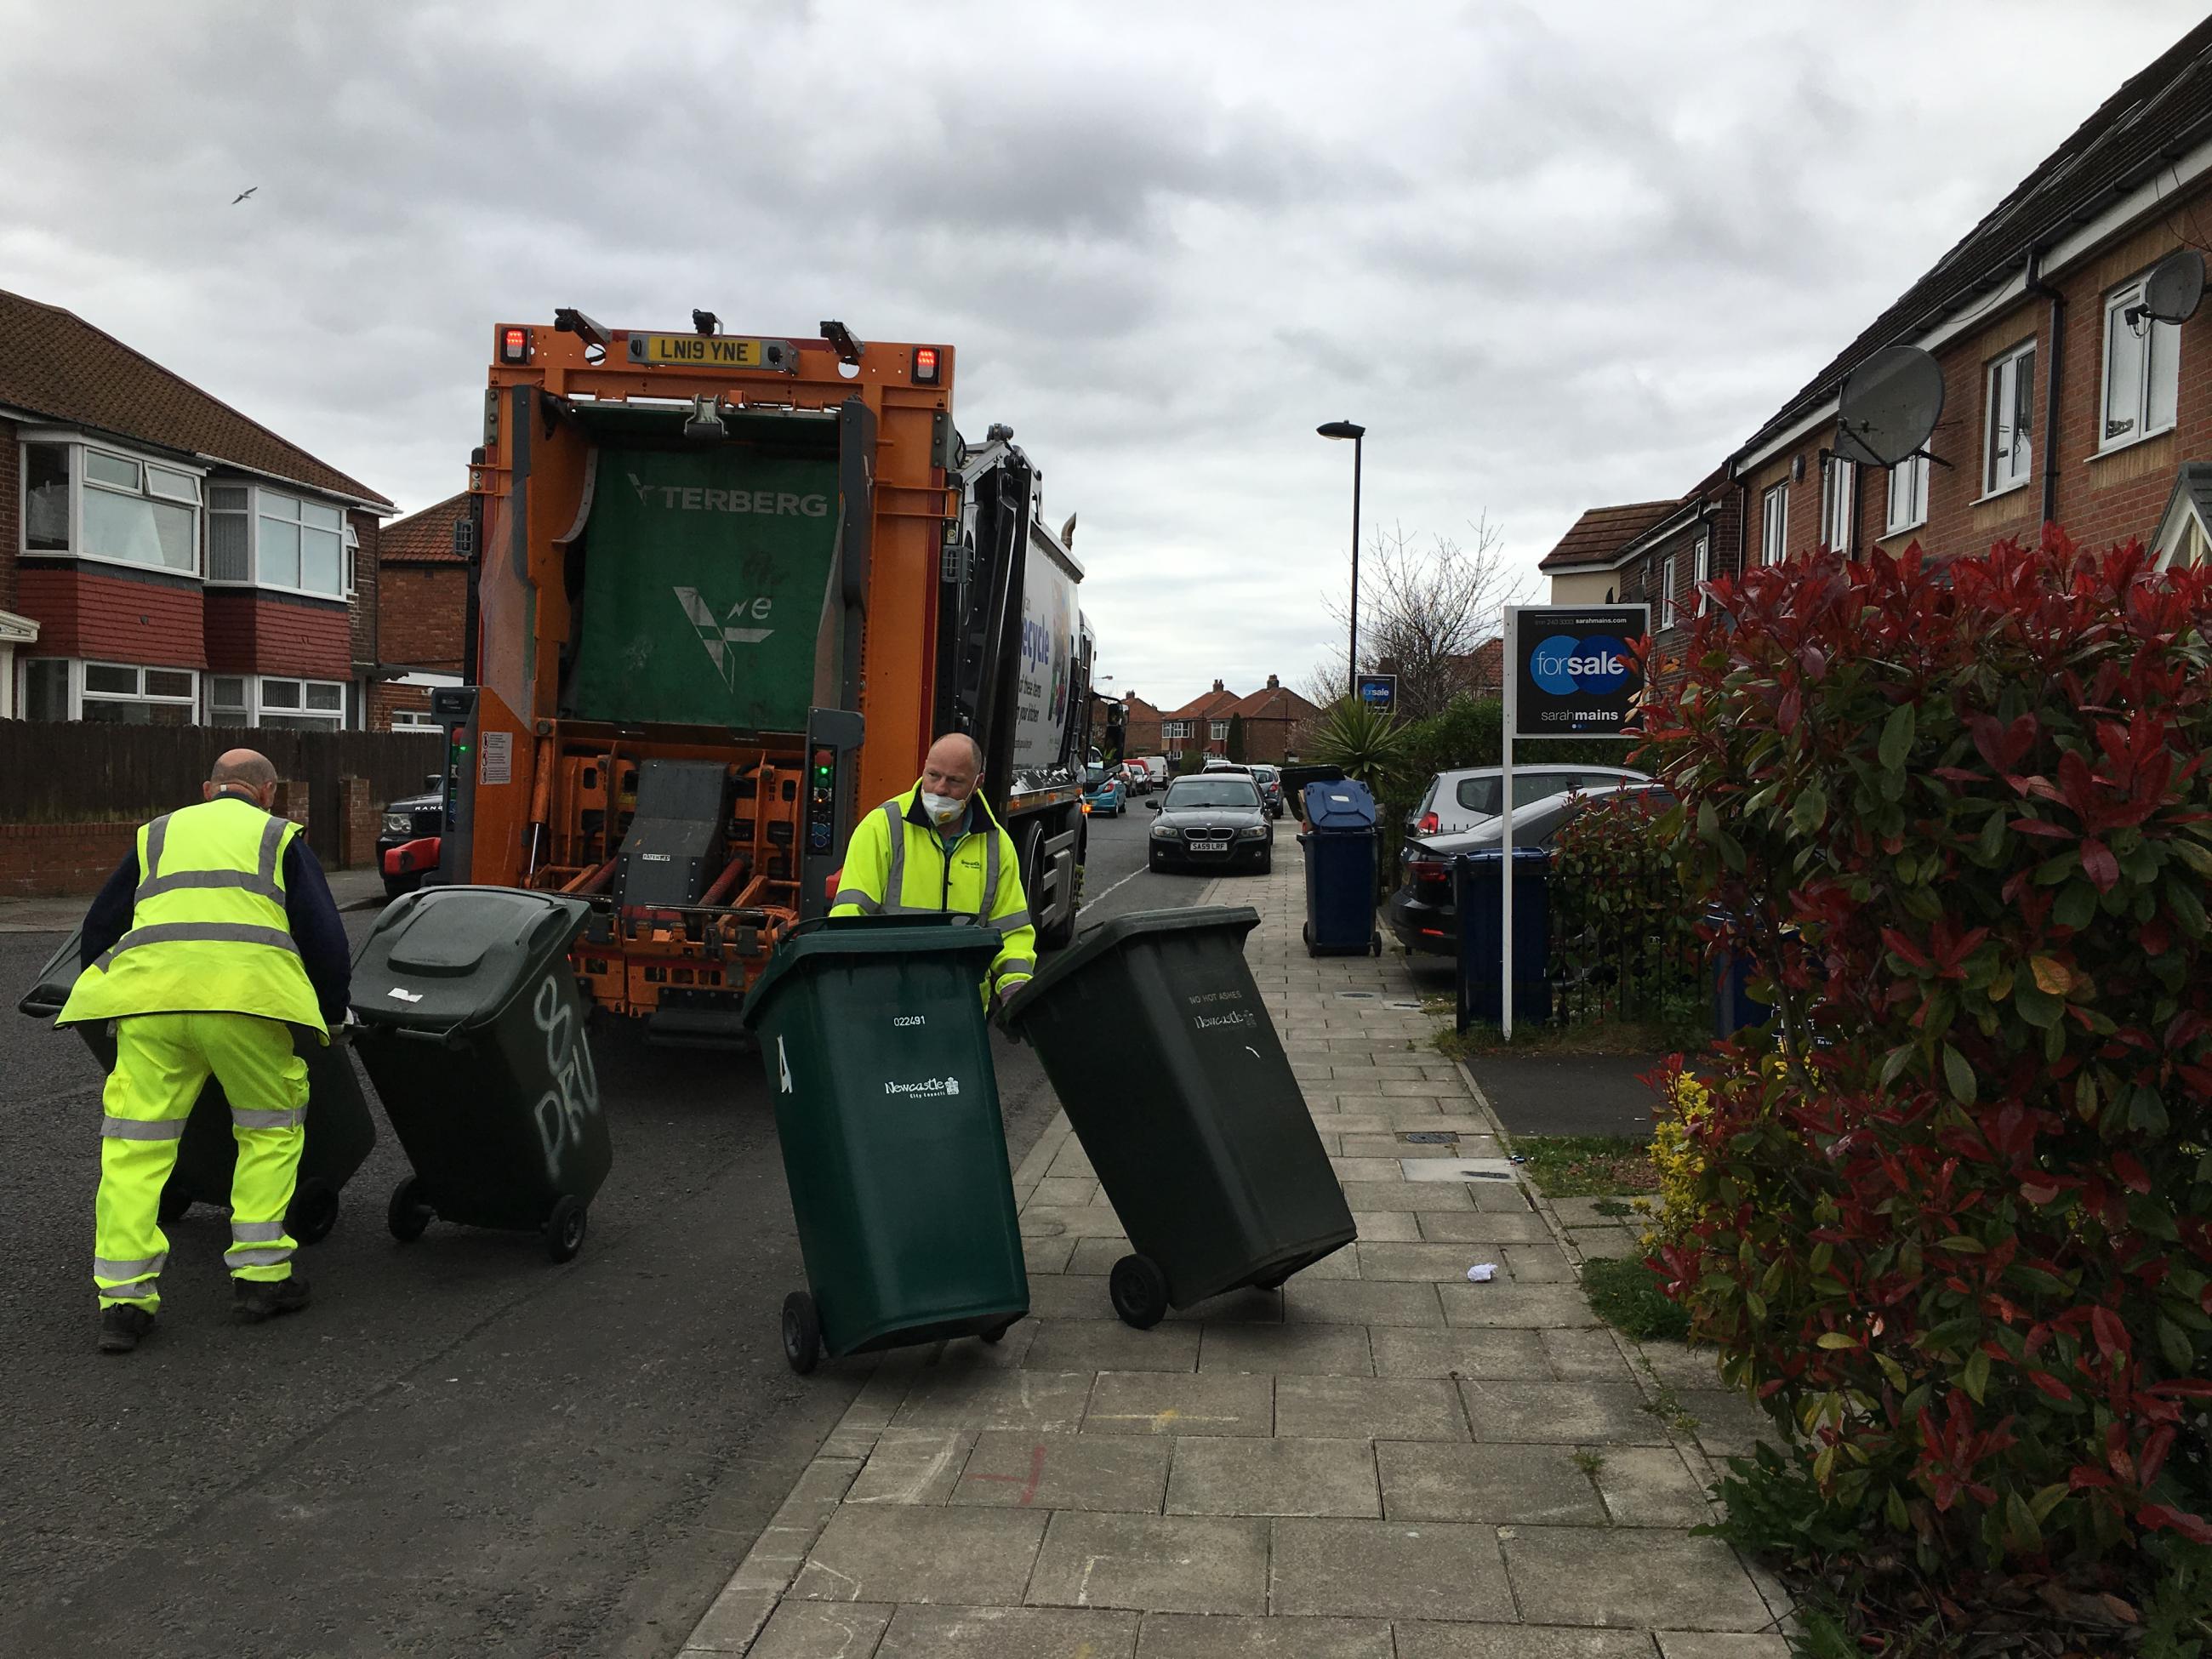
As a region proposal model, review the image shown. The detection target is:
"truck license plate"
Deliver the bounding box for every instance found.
[1193,840,1229,852]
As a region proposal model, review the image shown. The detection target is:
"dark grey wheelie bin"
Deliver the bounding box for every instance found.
[1298,780,1382,957]
[350,887,609,1263]
[18,926,377,1243]
[742,915,1028,1374]
[1002,905,1356,1328]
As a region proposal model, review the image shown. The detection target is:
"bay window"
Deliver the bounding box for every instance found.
[18,440,201,574]
[205,485,350,596]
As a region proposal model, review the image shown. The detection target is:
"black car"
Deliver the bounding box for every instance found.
[1386,783,1675,954]
[377,775,447,900]
[1147,774,1274,875]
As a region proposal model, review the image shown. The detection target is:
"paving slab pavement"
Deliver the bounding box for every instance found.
[678,857,1787,1654]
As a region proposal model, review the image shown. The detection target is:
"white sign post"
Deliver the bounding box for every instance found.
[1497,604,1650,1041]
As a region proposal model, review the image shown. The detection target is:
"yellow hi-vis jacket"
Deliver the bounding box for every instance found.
[831,781,1036,1004]
[56,796,327,1035]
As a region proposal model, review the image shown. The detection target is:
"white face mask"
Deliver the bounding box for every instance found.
[921,791,965,825]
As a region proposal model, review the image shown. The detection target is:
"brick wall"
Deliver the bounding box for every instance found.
[336,774,376,869]
[0,820,138,897]
[16,564,207,667]
[379,562,466,674]
[348,510,380,680]
[0,416,18,615]
[369,681,434,732]
[202,590,351,679]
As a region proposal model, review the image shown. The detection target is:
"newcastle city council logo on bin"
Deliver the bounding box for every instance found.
[885,1076,962,1097]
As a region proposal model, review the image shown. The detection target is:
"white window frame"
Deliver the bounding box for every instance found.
[388,706,441,730]
[77,659,200,723]
[1659,552,1678,630]
[1885,452,1930,537]
[1983,339,2037,497]
[1820,456,1856,556]
[17,434,206,579]
[2098,273,2181,453]
[202,484,352,600]
[1209,720,1229,742]
[1760,483,1788,565]
[1693,533,1711,615]
[251,674,348,728]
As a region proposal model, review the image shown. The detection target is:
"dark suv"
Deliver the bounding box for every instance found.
[377,773,447,899]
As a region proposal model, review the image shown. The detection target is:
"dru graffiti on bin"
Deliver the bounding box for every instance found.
[530,972,601,1183]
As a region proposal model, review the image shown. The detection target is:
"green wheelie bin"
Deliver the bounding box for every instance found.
[18,926,377,1243]
[350,887,610,1263]
[1003,905,1356,1328]
[742,915,1028,1373]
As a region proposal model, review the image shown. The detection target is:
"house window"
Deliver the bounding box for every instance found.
[1209,720,1229,741]
[1660,553,1678,630]
[23,444,70,550]
[2101,275,2181,451]
[1161,720,1185,742]
[1820,457,1856,556]
[209,676,250,725]
[206,486,348,596]
[1984,340,2036,494]
[1693,533,1711,614]
[1760,484,1788,565]
[80,660,198,725]
[1886,452,1930,537]
[23,658,70,721]
[256,676,347,730]
[23,442,201,574]
[344,521,361,596]
[389,707,440,730]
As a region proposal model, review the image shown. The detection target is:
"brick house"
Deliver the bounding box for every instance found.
[371,491,469,731]
[1729,20,2212,576]
[1160,676,1320,763]
[1538,500,1678,605]
[1116,693,1165,760]
[1,288,394,727]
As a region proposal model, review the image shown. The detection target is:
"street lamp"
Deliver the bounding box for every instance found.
[1317,420,1365,697]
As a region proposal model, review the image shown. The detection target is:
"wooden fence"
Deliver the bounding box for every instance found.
[0,721,445,865]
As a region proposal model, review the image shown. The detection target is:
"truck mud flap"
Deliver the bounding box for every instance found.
[646,989,755,1049]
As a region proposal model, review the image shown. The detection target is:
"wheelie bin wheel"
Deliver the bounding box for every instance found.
[979,1319,1018,1345]
[544,1194,588,1263]
[1109,1253,1170,1330]
[288,1177,341,1245]
[387,1176,433,1243]
[1370,932,1382,956]
[1255,1265,1297,1291]
[157,1182,192,1226]
[784,1291,823,1374]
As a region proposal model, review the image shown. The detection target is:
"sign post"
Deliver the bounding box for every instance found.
[1497,605,1649,1040]
[1355,673,1397,712]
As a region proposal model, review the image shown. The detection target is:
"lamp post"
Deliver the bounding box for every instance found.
[1317,421,1365,698]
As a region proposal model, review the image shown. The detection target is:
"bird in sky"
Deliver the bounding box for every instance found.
[231,186,257,205]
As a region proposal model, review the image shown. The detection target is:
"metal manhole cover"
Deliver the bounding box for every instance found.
[1400,1132,1457,1145]
[1337,991,1378,1000]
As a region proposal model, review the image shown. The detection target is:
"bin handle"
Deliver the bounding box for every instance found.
[393,1023,467,1049]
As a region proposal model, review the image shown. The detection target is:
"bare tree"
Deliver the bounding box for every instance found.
[1305,517,1526,719]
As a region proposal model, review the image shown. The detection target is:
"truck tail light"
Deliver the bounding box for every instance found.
[498,326,533,365]
[912,345,942,385]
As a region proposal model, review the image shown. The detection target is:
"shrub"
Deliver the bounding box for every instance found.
[1639,1058,1712,1254]
[1548,790,1707,1031]
[1639,532,2212,1580]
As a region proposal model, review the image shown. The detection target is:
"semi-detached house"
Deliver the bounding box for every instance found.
[1547,17,2212,649]
[0,288,394,727]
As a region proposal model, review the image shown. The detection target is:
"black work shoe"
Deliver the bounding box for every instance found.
[233,1273,311,1322]
[98,1304,156,1354]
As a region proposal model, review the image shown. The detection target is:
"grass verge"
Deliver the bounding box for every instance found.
[1510,1133,1658,1198]
[1582,1257,1690,1343]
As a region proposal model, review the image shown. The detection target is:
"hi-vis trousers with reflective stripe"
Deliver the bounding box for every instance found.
[94,1012,308,1310]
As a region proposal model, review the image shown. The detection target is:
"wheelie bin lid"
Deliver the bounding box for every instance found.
[740,915,1002,1031]
[351,886,593,1036]
[17,926,83,1022]
[1301,779,1377,831]
[1000,905,1260,1038]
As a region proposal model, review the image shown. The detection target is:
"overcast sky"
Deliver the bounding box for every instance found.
[3,1,2201,710]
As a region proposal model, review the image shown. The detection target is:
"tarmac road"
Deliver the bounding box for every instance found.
[0,800,1257,1658]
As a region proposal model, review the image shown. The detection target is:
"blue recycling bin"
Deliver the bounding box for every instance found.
[1710,911,1795,1040]
[1454,848,1551,1029]
[1297,779,1381,957]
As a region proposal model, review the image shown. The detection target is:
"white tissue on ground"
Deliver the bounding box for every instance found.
[1466,1263,1497,1283]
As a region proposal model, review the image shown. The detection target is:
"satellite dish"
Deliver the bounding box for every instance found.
[2141,249,2205,324]
[1835,344,1946,467]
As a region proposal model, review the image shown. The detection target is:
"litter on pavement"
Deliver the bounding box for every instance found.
[1467,1263,1497,1283]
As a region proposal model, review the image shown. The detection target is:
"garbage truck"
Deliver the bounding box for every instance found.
[427,312,1094,1039]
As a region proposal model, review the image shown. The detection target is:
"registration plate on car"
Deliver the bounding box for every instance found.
[1192,840,1229,852]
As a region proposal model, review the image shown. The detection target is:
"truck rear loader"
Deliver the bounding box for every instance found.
[431,312,1092,1039]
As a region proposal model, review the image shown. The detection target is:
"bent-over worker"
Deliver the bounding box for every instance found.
[57,750,352,1354]
[830,733,1036,1008]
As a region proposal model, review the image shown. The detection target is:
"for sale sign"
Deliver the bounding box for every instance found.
[1508,605,1649,739]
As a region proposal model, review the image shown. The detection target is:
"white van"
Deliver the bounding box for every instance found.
[1143,756,1171,788]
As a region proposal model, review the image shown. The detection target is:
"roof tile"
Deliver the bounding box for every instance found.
[1537,500,1680,571]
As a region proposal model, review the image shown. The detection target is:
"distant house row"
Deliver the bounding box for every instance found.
[1542,18,2212,650]
[1116,676,1322,765]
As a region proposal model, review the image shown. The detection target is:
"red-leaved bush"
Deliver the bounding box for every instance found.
[1639,530,2212,1571]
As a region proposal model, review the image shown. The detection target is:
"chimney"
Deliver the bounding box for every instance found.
[1266,674,1279,690]
[1211,679,1224,693]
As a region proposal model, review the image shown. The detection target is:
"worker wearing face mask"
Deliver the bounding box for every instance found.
[829,732,1035,1010]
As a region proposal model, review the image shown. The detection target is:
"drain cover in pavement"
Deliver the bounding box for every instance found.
[1400,1157,1519,1183]
[1400,1132,1457,1144]
[1337,991,1378,1000]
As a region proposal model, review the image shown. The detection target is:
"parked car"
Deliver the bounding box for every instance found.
[1148,773,1273,875]
[1201,757,1250,773]
[1082,765,1128,817]
[1247,763,1286,818]
[1404,763,1650,837]
[1143,756,1171,790]
[1386,783,1676,954]
[377,773,448,900]
[1117,761,1151,796]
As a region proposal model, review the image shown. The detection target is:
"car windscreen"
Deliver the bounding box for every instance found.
[1165,783,1261,809]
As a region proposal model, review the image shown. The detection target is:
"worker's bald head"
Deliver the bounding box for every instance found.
[921,733,985,801]
[204,749,278,809]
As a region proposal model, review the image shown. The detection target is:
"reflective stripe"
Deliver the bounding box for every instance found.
[224,1245,294,1269]
[992,956,1037,983]
[99,1279,159,1305]
[231,1105,304,1132]
[257,813,288,882]
[96,921,301,972]
[230,1220,288,1243]
[136,807,285,903]
[989,907,1032,932]
[978,835,1001,925]
[102,1115,186,1142]
[135,813,172,898]
[881,802,907,905]
[95,1252,168,1280]
[837,890,881,915]
[136,868,288,904]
